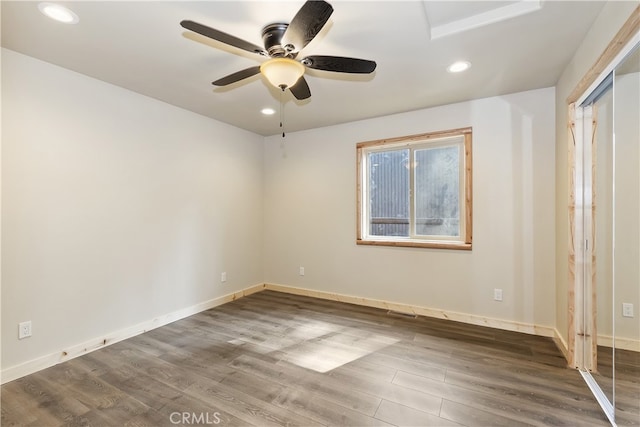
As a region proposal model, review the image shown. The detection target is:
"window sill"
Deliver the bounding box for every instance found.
[356,239,472,250]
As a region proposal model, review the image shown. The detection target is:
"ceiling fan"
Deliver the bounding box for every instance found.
[180,0,377,100]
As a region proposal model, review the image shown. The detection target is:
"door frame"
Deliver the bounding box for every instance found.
[566,5,639,370]
[565,7,639,426]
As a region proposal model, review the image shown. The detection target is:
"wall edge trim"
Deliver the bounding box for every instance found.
[264,283,556,338]
[0,283,266,385]
[597,334,640,352]
[553,328,571,365]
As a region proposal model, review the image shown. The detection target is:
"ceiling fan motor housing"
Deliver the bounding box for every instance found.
[262,23,294,57]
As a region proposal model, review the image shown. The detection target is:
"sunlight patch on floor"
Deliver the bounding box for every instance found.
[227,319,399,372]
[281,332,399,373]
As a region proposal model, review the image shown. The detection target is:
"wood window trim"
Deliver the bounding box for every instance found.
[356,127,472,250]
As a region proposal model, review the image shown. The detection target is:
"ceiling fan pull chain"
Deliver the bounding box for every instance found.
[280,86,286,138]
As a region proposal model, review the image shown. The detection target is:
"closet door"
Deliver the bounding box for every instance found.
[576,78,615,417]
[611,47,640,422]
[577,44,639,425]
[591,84,615,408]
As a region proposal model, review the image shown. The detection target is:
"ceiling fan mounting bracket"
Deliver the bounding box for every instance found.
[262,23,294,58]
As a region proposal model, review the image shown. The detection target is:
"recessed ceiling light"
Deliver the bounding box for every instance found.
[38,2,79,24]
[261,107,276,116]
[447,61,471,73]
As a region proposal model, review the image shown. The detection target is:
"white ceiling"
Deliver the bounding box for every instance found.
[1,1,606,136]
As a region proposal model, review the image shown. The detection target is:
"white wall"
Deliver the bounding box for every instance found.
[263,87,556,329]
[554,1,638,347]
[1,49,264,373]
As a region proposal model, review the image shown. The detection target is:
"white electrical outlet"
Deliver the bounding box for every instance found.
[494,289,503,302]
[622,303,634,318]
[299,266,305,276]
[19,321,32,339]
[221,272,227,283]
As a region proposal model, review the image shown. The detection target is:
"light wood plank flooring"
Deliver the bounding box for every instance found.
[2,290,638,426]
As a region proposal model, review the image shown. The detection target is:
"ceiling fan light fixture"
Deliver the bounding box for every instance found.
[260,58,305,89]
[38,2,79,24]
[261,107,276,115]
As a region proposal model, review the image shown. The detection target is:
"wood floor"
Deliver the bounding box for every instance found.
[594,345,640,422]
[2,290,638,426]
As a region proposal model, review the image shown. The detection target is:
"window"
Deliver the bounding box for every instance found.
[357,127,472,249]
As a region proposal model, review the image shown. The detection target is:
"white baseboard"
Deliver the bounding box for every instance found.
[264,283,557,338]
[548,332,639,360]
[553,328,570,361]
[0,283,265,385]
[597,334,640,352]
[6,282,598,384]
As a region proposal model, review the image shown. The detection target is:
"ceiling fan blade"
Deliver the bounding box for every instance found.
[289,76,311,100]
[302,55,377,74]
[212,66,261,86]
[181,20,267,56]
[281,0,334,53]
